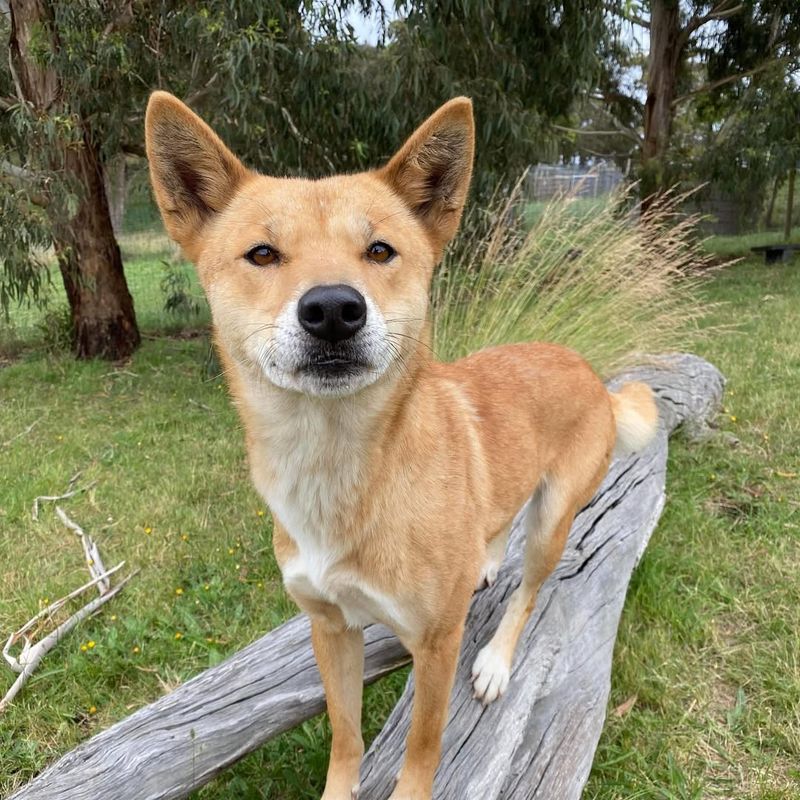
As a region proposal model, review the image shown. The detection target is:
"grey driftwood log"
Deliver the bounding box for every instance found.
[10,354,724,800]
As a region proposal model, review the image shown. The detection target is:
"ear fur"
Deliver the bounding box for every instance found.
[378,97,475,252]
[145,91,249,258]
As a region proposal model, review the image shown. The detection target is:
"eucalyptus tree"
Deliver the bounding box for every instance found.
[582,1,799,210]
[2,1,364,358]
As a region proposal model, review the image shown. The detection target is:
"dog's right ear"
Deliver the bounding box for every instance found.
[145,91,249,259]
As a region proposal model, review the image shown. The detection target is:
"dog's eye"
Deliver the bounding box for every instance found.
[245,245,279,267]
[366,241,395,263]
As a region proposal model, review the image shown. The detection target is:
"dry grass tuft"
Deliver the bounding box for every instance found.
[433,183,722,374]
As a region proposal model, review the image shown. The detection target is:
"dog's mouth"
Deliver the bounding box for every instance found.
[297,348,372,380]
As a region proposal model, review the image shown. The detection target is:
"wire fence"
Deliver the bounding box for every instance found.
[526,163,624,201]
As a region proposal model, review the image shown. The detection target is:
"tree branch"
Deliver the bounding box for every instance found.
[184,72,219,108]
[684,1,743,36]
[604,1,650,28]
[0,158,37,181]
[119,141,145,158]
[0,160,49,206]
[673,59,780,106]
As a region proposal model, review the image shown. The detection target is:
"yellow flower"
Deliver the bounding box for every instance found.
[257,582,264,589]
[80,644,88,652]
[88,706,97,714]
[228,548,235,555]
[87,558,94,566]
[132,645,140,654]
[175,588,184,596]
[87,640,96,649]
[256,509,265,517]
[730,415,737,423]
[203,584,210,591]
[181,534,190,542]
[144,526,152,535]
[206,637,214,643]
[110,615,117,621]
[174,632,183,640]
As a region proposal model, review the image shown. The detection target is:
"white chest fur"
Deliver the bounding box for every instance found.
[247,389,411,635]
[282,547,410,633]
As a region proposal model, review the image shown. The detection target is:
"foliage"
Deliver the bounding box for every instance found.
[160,261,202,318]
[433,185,714,374]
[388,0,606,192]
[0,183,52,320]
[0,0,608,321]
[571,1,800,209]
[35,305,73,353]
[673,2,799,217]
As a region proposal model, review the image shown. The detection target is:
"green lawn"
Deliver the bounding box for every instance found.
[1,251,799,797]
[0,228,208,352]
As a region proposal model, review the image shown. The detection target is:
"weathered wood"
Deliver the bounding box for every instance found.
[10,354,723,800]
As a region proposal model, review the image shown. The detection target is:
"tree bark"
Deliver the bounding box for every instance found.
[8,0,140,360]
[784,166,796,241]
[765,175,781,229]
[53,135,140,359]
[641,1,683,213]
[104,153,127,236]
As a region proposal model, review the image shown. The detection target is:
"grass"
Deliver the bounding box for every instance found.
[705,226,800,258]
[1,227,799,797]
[585,254,800,799]
[435,189,711,372]
[0,228,208,353]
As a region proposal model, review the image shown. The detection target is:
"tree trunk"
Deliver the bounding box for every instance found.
[641,1,683,214]
[104,153,127,236]
[765,175,781,229]
[784,166,796,240]
[8,0,140,360]
[53,135,140,359]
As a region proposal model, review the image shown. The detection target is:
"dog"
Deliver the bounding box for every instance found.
[145,91,658,800]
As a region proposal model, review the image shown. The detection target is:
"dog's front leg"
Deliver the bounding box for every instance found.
[389,624,464,800]
[312,618,365,800]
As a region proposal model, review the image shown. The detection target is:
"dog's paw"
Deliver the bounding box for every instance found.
[471,644,510,705]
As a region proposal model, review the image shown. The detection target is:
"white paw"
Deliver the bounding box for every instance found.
[471,645,510,705]
[476,559,501,590]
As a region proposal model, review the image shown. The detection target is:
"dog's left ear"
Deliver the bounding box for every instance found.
[379,98,475,252]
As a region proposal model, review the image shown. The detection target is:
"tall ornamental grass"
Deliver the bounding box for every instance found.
[432,184,717,374]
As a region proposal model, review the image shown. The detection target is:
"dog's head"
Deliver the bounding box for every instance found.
[145,92,474,398]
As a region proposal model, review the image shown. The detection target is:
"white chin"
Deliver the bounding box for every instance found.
[263,363,387,398]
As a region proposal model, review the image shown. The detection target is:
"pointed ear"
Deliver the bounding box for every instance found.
[378,97,475,251]
[145,91,249,257]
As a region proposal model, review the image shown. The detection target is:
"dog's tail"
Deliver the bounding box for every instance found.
[609,382,659,457]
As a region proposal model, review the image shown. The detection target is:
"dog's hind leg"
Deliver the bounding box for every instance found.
[471,481,574,704]
[476,525,510,590]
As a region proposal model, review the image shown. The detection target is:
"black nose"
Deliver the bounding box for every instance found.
[297,284,367,343]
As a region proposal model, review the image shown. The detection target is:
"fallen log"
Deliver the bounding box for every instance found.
[10,354,724,800]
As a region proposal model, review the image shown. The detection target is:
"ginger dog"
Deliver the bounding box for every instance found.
[146,92,658,800]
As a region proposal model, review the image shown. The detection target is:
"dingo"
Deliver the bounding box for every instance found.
[146,92,658,800]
